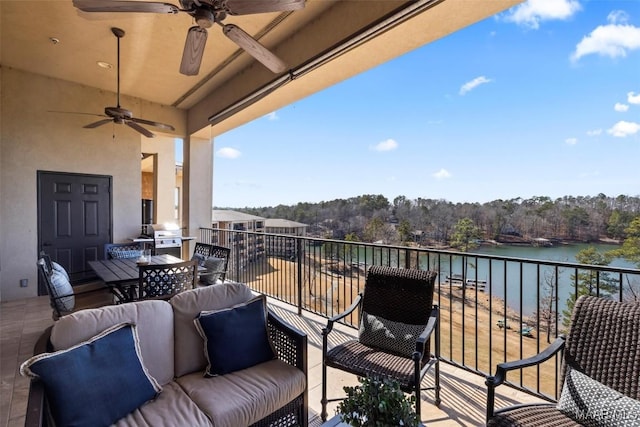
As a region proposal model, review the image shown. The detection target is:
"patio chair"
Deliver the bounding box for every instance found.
[37,254,114,320]
[485,295,640,426]
[191,243,231,284]
[138,260,197,300]
[320,265,440,422]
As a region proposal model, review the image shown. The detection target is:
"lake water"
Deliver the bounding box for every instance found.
[423,243,636,317]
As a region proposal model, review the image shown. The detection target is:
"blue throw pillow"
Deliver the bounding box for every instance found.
[109,249,143,259]
[20,323,161,427]
[194,295,276,376]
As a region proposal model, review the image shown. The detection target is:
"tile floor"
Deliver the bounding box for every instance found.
[1,295,542,427]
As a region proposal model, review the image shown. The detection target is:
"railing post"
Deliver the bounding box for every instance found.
[296,238,303,316]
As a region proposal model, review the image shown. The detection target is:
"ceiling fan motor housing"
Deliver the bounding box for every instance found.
[194,8,215,28]
[105,106,133,120]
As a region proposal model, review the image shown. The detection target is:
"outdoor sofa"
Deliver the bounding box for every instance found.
[22,282,308,427]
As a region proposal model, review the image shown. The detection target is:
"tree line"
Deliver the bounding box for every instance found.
[229,193,640,245]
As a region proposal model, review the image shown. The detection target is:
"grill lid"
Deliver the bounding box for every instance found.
[148,223,182,238]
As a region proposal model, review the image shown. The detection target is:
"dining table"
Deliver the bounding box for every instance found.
[89,254,187,303]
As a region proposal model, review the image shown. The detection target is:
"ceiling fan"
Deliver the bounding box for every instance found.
[52,27,175,138]
[72,0,306,76]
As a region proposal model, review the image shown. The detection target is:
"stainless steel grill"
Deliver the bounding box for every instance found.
[148,224,182,257]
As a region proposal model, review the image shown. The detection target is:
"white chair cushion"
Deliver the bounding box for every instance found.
[50,270,75,312]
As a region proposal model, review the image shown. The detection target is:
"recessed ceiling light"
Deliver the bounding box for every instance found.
[97,61,113,69]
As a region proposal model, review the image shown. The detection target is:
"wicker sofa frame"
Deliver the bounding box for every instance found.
[485,295,640,426]
[25,290,308,427]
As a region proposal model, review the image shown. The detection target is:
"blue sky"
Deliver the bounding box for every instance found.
[211,0,640,208]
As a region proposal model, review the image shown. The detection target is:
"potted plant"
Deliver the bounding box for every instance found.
[336,376,420,427]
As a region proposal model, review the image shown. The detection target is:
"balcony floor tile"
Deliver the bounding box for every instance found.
[1,294,542,427]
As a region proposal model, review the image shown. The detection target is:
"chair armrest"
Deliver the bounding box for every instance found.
[322,293,362,336]
[485,335,565,421]
[488,335,565,386]
[25,326,53,427]
[414,305,438,358]
[268,309,308,373]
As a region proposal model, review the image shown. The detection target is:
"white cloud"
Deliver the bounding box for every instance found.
[628,92,640,104]
[459,76,492,95]
[565,137,578,145]
[607,10,630,25]
[586,129,602,136]
[433,168,452,180]
[607,120,640,137]
[265,111,279,121]
[502,0,581,29]
[216,147,242,159]
[615,103,629,112]
[370,139,398,152]
[570,21,640,62]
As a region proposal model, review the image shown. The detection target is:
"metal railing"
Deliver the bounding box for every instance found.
[199,227,640,401]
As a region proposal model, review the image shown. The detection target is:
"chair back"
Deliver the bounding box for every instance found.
[192,243,231,282]
[209,245,231,282]
[359,265,437,359]
[361,265,437,326]
[37,257,74,319]
[193,242,213,258]
[138,260,197,300]
[562,295,640,399]
[104,242,144,259]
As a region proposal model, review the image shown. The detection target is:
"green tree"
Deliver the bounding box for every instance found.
[363,218,386,242]
[607,216,640,302]
[450,218,482,252]
[562,207,590,240]
[397,220,412,244]
[609,216,640,267]
[562,247,617,327]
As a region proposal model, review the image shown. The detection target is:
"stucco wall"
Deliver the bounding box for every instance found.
[0,67,186,300]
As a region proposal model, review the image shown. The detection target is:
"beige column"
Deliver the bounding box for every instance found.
[182,131,214,257]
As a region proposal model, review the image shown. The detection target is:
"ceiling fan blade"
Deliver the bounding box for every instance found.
[73,0,179,14]
[225,0,305,15]
[131,117,175,131]
[180,26,208,76]
[48,110,107,118]
[223,24,287,73]
[84,118,114,129]
[126,121,155,138]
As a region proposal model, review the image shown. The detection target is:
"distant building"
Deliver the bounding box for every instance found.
[265,219,308,259]
[211,210,265,265]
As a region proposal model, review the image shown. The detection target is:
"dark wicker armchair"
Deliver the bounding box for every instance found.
[37,254,113,320]
[321,265,440,422]
[138,260,197,300]
[191,242,231,283]
[486,295,640,426]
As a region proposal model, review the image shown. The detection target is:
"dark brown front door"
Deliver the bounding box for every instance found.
[38,171,112,291]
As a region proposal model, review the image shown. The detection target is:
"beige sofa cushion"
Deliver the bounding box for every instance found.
[176,359,306,427]
[114,381,213,427]
[50,300,175,385]
[170,283,254,377]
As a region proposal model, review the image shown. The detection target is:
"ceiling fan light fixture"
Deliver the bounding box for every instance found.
[194,8,215,28]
